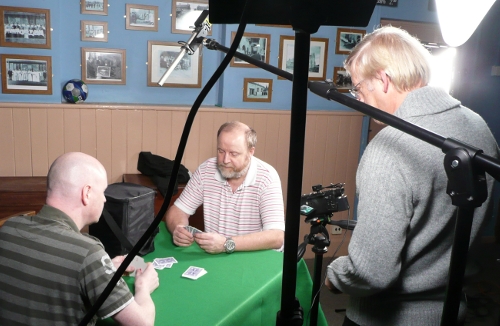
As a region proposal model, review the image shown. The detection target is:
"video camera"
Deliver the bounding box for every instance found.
[300,183,349,223]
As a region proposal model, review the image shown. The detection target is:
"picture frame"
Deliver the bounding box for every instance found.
[0,6,51,49]
[81,0,108,16]
[333,67,352,94]
[81,48,126,85]
[1,54,52,95]
[243,78,273,102]
[147,40,202,88]
[335,28,366,54]
[278,35,329,81]
[171,0,211,35]
[230,32,271,68]
[125,4,158,32]
[377,0,398,7]
[81,20,108,42]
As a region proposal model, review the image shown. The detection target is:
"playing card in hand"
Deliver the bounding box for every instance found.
[129,255,147,277]
[184,225,203,235]
[182,266,207,280]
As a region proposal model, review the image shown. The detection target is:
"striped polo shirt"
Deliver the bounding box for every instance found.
[0,205,133,326]
[175,156,285,236]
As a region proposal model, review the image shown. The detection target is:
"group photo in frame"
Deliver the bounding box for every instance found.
[171,0,210,35]
[81,47,126,85]
[125,4,158,31]
[1,54,52,95]
[335,28,366,54]
[243,78,273,102]
[230,32,271,68]
[147,40,202,88]
[333,66,353,93]
[81,0,108,16]
[0,6,51,49]
[81,20,108,42]
[278,35,329,81]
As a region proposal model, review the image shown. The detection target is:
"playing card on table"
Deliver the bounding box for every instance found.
[182,266,207,280]
[153,257,177,270]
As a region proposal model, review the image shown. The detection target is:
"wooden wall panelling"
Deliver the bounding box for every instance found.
[96,109,113,182]
[81,109,97,158]
[47,108,65,169]
[111,110,128,182]
[13,108,32,176]
[64,109,81,153]
[30,109,49,176]
[0,108,15,176]
[156,110,173,162]
[126,110,143,174]
[171,111,188,167]
[197,111,217,165]
[142,110,158,153]
[184,112,201,173]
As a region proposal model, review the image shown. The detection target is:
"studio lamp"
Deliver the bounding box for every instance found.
[436,0,496,47]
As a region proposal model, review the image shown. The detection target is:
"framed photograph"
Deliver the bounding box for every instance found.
[243,78,273,102]
[0,6,51,49]
[230,32,270,68]
[335,28,366,54]
[147,40,202,88]
[81,0,108,15]
[126,4,158,32]
[278,35,329,81]
[1,54,52,95]
[377,0,398,7]
[81,20,108,42]
[171,0,211,35]
[333,67,352,93]
[81,48,126,85]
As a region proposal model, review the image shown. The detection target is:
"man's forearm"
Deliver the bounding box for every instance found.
[165,205,189,233]
[233,229,284,251]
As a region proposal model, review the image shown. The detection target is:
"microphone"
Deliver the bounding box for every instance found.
[308,80,338,101]
[157,10,211,86]
[329,219,356,230]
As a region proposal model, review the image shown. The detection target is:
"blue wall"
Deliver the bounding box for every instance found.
[0,0,442,111]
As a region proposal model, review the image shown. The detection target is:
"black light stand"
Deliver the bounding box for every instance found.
[297,214,356,326]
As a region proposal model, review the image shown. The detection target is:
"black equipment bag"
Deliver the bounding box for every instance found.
[137,151,190,197]
[89,182,158,258]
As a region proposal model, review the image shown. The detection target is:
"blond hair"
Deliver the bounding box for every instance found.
[344,26,432,92]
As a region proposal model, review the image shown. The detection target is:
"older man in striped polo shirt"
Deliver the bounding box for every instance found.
[166,121,285,254]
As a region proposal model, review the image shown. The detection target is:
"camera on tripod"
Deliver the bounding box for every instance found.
[300,183,349,224]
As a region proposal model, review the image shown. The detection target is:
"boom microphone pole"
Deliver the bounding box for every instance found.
[157,10,211,86]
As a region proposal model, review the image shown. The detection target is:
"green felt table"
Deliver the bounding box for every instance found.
[98,222,327,326]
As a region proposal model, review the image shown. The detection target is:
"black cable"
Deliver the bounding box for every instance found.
[77,3,251,324]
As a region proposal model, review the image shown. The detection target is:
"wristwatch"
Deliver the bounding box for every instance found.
[223,237,236,254]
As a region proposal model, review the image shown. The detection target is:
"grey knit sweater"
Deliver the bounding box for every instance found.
[327,86,499,325]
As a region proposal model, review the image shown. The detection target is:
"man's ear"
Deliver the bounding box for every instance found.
[249,147,255,156]
[82,185,91,206]
[379,70,390,93]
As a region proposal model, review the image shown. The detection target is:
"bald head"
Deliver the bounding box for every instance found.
[47,152,106,199]
[46,152,108,228]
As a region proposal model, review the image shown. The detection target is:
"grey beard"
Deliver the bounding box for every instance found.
[218,161,250,179]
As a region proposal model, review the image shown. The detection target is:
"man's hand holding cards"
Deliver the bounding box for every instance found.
[183,225,204,235]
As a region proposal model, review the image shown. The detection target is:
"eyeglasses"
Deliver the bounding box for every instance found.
[349,80,364,99]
